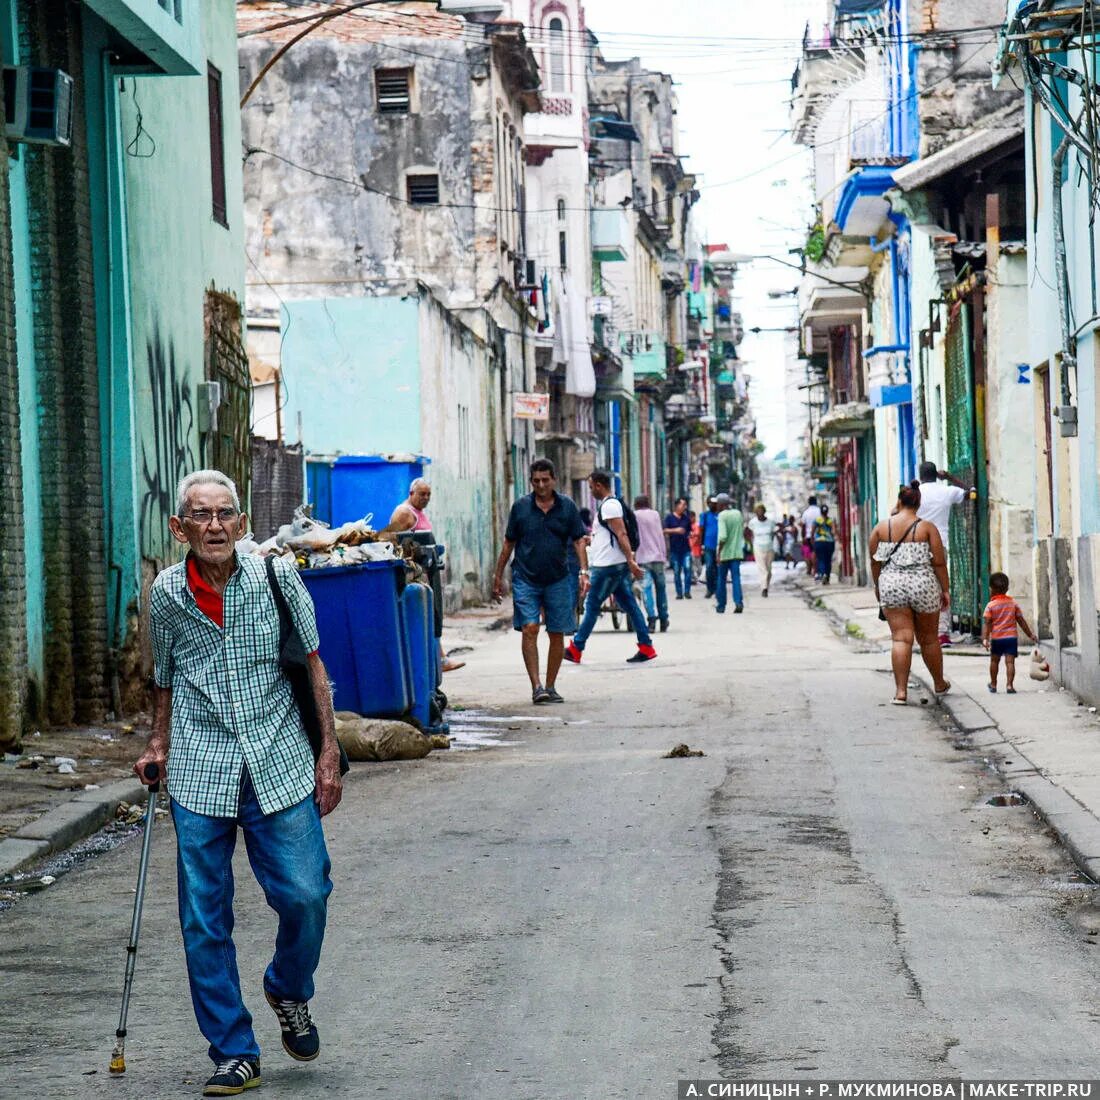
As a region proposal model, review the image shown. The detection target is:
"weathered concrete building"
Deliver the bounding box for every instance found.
[995,2,1100,701]
[0,0,246,747]
[504,0,599,505]
[239,0,543,601]
[791,0,1022,601]
[587,54,698,505]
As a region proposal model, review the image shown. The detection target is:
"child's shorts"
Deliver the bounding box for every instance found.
[990,637,1018,657]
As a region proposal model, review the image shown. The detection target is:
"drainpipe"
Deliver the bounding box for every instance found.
[1052,134,1078,436]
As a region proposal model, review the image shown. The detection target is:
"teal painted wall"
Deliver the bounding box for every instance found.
[281,297,422,455]
[83,10,140,652]
[2,0,44,694]
[116,0,246,564]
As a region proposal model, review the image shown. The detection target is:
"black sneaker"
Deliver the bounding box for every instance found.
[265,988,320,1062]
[734,605,744,614]
[659,620,669,632]
[532,686,551,705]
[647,616,657,631]
[545,687,565,703]
[203,1058,261,1096]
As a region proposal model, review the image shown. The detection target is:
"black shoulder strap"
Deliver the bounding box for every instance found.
[265,556,293,648]
[882,520,921,567]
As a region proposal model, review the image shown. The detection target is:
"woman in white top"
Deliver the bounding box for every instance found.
[747,503,778,597]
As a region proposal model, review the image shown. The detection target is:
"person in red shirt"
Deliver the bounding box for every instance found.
[982,572,1038,694]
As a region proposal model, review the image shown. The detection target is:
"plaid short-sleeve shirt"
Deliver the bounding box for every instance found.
[150,553,320,817]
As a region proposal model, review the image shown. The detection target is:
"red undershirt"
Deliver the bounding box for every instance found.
[186,555,224,628]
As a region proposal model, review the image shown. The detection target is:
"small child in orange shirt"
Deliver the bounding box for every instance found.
[982,572,1038,694]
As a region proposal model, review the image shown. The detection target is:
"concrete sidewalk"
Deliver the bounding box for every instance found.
[799,575,1100,881]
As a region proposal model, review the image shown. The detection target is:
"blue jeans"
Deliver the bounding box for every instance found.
[669,548,693,597]
[702,547,718,596]
[814,540,835,580]
[573,563,652,649]
[715,559,744,611]
[171,771,333,1063]
[640,561,668,624]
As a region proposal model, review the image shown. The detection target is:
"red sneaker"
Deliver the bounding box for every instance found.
[564,642,583,664]
[626,644,657,663]
[938,633,952,648]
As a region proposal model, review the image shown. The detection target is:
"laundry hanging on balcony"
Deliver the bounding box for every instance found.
[551,271,596,398]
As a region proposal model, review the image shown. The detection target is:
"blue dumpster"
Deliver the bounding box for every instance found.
[300,560,411,718]
[401,582,436,729]
[328,454,431,526]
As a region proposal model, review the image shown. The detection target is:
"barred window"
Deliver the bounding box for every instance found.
[376,69,412,114]
[406,174,440,206]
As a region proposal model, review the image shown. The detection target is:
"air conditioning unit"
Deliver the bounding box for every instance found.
[3,66,73,147]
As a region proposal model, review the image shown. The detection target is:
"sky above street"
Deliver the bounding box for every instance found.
[581,0,826,456]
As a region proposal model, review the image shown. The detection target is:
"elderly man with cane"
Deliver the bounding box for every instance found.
[134,470,341,1097]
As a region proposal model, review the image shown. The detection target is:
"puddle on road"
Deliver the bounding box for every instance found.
[442,709,528,751]
[0,814,153,913]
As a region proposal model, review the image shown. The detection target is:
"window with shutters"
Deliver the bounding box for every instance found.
[547,16,567,93]
[406,173,440,205]
[208,64,227,228]
[376,68,412,114]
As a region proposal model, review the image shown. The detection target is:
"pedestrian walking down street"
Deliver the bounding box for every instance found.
[492,459,589,705]
[800,495,822,576]
[747,503,777,597]
[812,504,837,584]
[383,478,464,672]
[870,481,951,705]
[690,510,704,584]
[982,572,1039,694]
[916,460,975,648]
[566,471,657,664]
[134,470,342,1098]
[664,497,694,599]
[714,493,746,614]
[781,515,797,569]
[700,497,721,596]
[633,495,669,634]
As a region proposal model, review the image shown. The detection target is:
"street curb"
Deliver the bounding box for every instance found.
[914,673,1100,883]
[0,777,146,879]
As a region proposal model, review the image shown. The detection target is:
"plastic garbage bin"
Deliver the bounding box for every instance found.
[401,582,435,729]
[328,454,431,526]
[300,560,411,718]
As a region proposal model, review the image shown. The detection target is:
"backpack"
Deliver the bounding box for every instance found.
[598,496,641,553]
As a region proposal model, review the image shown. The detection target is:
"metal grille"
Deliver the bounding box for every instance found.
[375,69,411,113]
[944,302,981,632]
[406,173,439,205]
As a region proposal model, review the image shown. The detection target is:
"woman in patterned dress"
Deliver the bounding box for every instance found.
[870,481,951,705]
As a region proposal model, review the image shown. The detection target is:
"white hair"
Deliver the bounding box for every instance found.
[409,478,430,493]
[176,470,241,517]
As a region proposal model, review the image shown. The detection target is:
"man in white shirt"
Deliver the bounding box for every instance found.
[917,460,974,646]
[565,471,657,664]
[746,503,778,596]
[799,495,822,576]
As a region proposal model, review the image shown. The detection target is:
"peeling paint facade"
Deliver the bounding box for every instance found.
[239,1,543,600]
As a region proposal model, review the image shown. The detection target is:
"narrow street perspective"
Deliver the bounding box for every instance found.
[6,0,1100,1097]
[5,570,1100,1099]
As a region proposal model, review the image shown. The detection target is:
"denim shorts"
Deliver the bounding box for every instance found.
[512,573,576,634]
[990,637,1018,657]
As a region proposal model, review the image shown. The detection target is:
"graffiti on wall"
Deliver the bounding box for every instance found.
[140,334,196,558]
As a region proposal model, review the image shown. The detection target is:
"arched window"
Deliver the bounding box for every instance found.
[557,197,566,221]
[547,16,567,93]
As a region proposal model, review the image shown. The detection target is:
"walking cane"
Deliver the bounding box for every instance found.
[109,763,161,1075]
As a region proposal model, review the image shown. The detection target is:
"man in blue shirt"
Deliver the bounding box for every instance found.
[493,458,589,704]
[664,498,694,599]
[699,497,722,598]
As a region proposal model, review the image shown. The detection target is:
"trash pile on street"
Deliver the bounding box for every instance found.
[237,507,397,570]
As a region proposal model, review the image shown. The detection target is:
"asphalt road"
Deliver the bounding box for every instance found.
[2,566,1100,1099]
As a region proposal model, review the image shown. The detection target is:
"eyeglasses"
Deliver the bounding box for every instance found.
[184,508,239,527]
